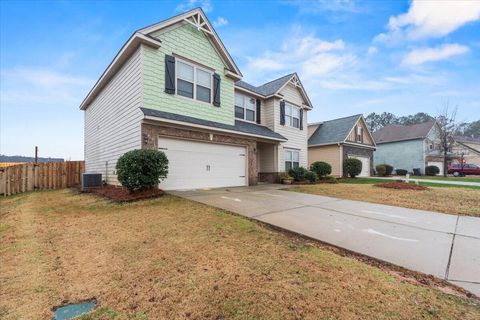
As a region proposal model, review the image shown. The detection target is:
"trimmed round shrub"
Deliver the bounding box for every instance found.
[288,167,308,181]
[305,170,318,183]
[425,165,440,176]
[376,164,387,177]
[396,169,408,176]
[344,158,362,178]
[116,149,169,192]
[384,164,394,176]
[377,163,393,176]
[310,161,332,177]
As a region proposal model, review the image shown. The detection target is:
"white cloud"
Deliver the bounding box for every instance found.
[367,46,378,55]
[213,17,228,28]
[246,31,352,81]
[402,43,470,65]
[376,0,480,43]
[175,0,212,13]
[354,98,386,108]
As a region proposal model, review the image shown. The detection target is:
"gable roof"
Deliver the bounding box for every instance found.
[79,7,241,110]
[372,121,436,144]
[138,7,241,77]
[141,108,287,141]
[308,114,363,146]
[235,73,313,108]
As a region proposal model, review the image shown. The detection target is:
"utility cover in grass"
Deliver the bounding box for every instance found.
[53,300,96,320]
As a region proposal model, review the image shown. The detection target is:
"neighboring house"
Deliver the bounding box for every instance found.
[451,136,480,165]
[80,8,312,190]
[308,114,376,177]
[372,121,449,175]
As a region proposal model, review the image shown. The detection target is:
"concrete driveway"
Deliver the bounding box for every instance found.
[171,184,480,296]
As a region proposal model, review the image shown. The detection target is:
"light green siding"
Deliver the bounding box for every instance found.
[374,139,426,174]
[142,23,234,125]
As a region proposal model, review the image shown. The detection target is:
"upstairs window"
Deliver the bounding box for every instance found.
[176,59,212,103]
[285,150,299,171]
[235,93,256,122]
[285,103,300,128]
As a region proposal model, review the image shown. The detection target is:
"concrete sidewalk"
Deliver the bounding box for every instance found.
[374,176,480,187]
[171,184,480,296]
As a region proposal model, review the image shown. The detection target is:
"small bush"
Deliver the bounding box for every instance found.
[305,171,318,183]
[279,172,292,180]
[425,165,440,176]
[384,164,394,176]
[377,163,393,176]
[344,158,362,178]
[288,167,308,181]
[310,161,332,177]
[396,169,408,176]
[116,149,169,192]
[376,164,387,177]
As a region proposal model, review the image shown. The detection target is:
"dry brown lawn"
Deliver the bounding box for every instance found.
[1,189,479,319]
[290,183,480,217]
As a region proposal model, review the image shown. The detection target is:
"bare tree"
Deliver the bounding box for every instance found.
[436,104,460,177]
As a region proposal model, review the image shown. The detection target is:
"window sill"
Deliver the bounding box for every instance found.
[174,93,215,107]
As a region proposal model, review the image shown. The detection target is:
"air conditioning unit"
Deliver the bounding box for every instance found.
[81,173,102,191]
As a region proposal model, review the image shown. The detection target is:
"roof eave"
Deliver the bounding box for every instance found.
[79,33,161,110]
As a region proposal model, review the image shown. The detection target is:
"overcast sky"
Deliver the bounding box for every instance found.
[1,0,479,160]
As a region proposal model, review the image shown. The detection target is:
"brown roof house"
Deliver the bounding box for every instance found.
[372,121,448,175]
[308,114,376,177]
[451,136,480,166]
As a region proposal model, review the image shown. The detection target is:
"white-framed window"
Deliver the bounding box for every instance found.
[235,93,256,122]
[176,59,212,103]
[285,103,300,128]
[284,149,300,171]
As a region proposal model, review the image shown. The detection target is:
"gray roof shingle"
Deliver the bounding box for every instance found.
[140,108,286,141]
[308,114,362,145]
[235,73,295,96]
[372,121,435,144]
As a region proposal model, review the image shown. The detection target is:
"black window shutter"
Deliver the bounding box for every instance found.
[299,109,304,130]
[164,54,175,94]
[256,99,261,124]
[213,73,221,107]
[280,101,285,125]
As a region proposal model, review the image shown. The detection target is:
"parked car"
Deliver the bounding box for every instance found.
[447,163,480,176]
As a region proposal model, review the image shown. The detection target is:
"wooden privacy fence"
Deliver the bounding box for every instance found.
[0,161,84,196]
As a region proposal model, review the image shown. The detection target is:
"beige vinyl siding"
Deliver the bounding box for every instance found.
[258,143,276,172]
[84,46,143,185]
[308,145,342,177]
[308,124,320,139]
[261,97,275,129]
[347,118,374,145]
[275,83,309,171]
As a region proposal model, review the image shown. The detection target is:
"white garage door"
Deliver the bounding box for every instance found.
[349,155,370,177]
[158,137,247,190]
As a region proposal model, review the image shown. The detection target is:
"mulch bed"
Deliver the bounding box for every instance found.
[374,182,428,190]
[85,185,165,202]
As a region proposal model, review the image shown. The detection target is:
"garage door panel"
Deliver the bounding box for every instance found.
[158,137,247,190]
[349,155,370,177]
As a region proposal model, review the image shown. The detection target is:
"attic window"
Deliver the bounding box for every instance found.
[356,126,363,143]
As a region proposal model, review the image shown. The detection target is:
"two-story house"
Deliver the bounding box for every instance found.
[372,121,449,175]
[80,8,312,190]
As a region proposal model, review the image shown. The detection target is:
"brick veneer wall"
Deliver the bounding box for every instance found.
[141,122,258,185]
[342,145,374,176]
